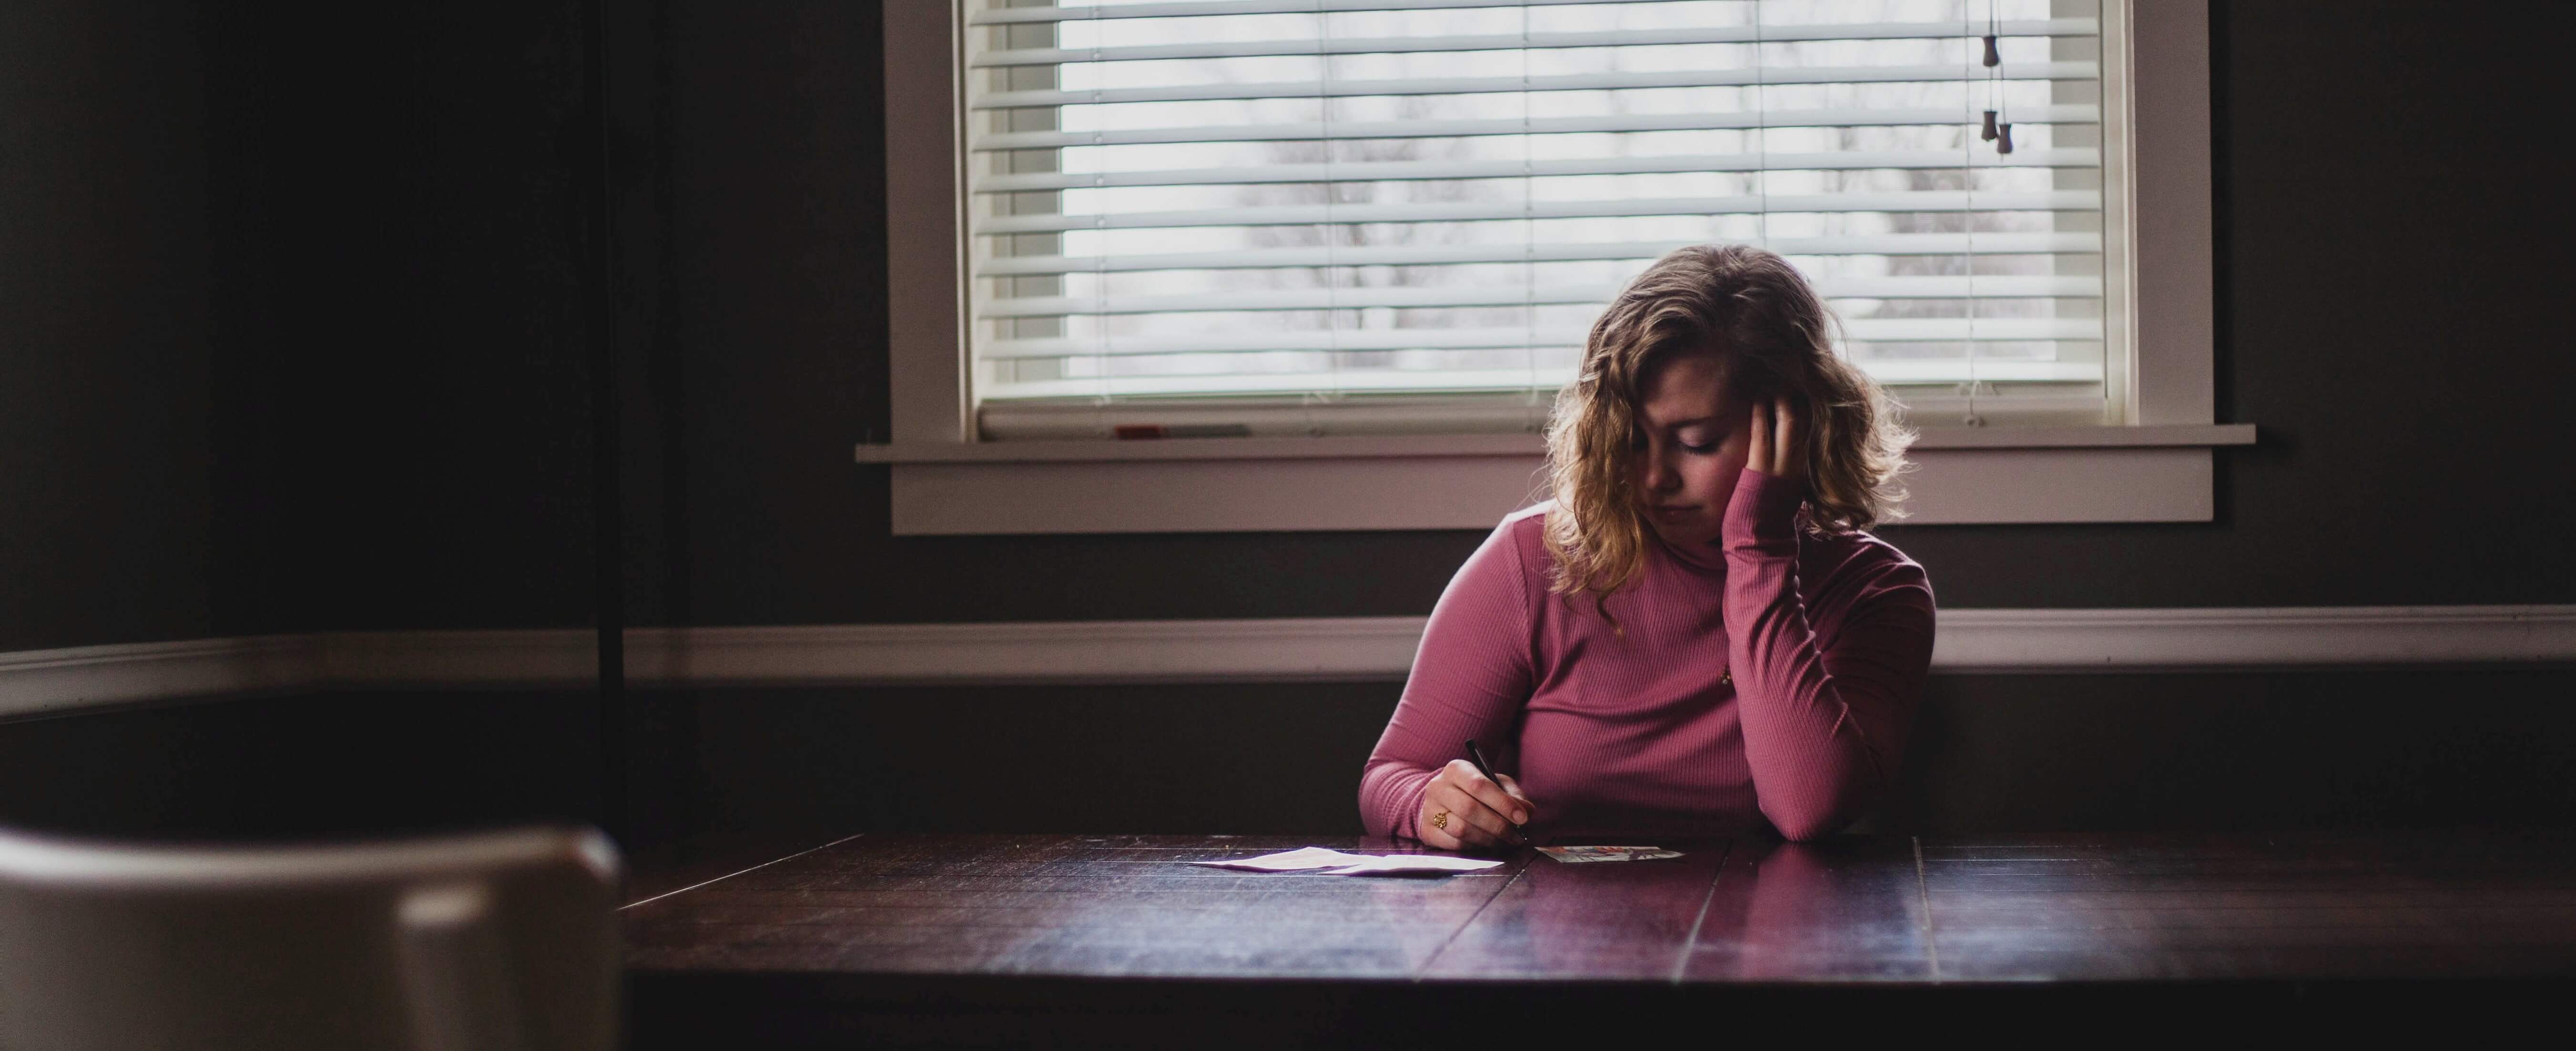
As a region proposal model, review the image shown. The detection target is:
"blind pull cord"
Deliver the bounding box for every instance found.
[1964,0,1988,426]
[1984,2,2013,154]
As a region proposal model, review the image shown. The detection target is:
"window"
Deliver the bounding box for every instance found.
[872,0,2248,533]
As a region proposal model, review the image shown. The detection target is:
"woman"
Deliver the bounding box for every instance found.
[1358,244,1935,846]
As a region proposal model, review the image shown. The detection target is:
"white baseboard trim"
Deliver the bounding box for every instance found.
[5,605,2572,718]
[1928,606,2576,673]
[624,618,1425,686]
[0,636,323,720]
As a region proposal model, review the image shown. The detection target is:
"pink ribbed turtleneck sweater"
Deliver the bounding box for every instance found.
[1358,469,1935,842]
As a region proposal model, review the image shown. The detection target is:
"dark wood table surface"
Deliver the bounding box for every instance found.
[621,830,2576,1046]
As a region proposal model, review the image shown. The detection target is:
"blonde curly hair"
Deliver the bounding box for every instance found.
[1541,244,1914,625]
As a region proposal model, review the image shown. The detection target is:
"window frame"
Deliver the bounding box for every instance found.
[871,0,2249,535]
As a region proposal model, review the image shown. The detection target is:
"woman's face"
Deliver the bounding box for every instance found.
[1631,354,1751,549]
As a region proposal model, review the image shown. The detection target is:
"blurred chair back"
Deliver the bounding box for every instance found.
[0,824,620,1051]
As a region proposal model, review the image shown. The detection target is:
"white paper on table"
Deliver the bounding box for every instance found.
[1187,846,1382,872]
[1537,845,1684,863]
[1188,846,1504,876]
[1320,853,1504,876]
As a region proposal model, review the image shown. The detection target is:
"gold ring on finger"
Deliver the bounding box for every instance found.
[1430,810,1450,830]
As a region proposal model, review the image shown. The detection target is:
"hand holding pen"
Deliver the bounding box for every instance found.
[1415,738,1536,851]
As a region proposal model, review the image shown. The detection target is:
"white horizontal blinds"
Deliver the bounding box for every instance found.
[964,0,2116,439]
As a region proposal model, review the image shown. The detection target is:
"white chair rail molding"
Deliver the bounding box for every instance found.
[5,604,2571,719]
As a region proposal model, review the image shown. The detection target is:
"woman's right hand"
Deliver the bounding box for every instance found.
[1417,759,1535,849]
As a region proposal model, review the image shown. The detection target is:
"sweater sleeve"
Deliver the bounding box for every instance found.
[1358,516,1537,839]
[1721,470,1936,841]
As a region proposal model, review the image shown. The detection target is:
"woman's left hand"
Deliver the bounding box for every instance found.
[1746,395,1803,480]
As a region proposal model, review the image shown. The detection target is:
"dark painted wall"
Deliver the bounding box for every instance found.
[10,667,2576,842]
[16,1,2564,640]
[1,0,616,840]
[246,1,606,634]
[290,2,605,634]
[0,690,602,841]
[675,667,2576,838]
[0,2,605,653]
[5,2,2569,849]
[1,5,218,651]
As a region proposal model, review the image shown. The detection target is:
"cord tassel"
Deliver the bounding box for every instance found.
[1981,110,1999,141]
[1996,123,2014,154]
[1983,34,2000,67]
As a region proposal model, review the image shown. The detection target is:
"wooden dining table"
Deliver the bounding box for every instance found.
[620,830,2576,1046]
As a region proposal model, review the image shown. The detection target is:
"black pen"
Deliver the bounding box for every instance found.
[1463,739,1531,847]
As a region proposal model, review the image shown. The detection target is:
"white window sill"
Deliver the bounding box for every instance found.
[858,424,2256,535]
